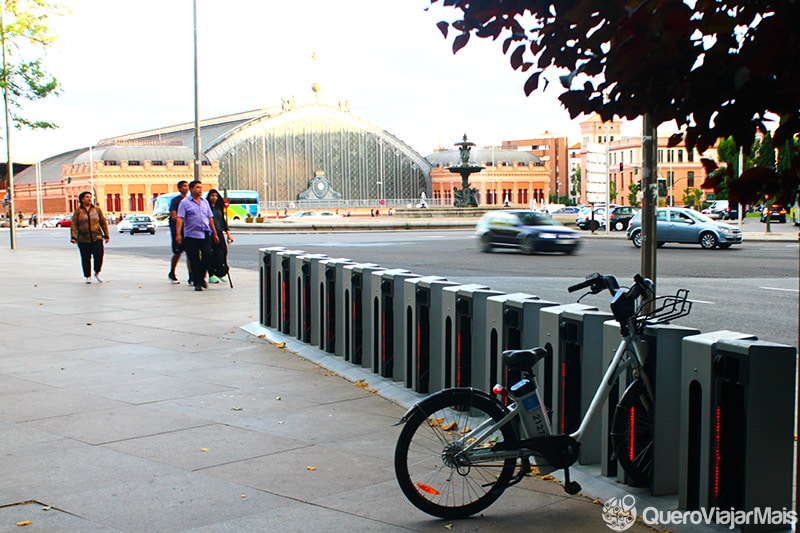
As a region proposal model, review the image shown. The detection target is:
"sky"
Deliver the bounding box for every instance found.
[13,0,642,162]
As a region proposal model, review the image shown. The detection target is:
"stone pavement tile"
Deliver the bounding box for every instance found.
[0,374,53,397]
[0,388,128,424]
[0,324,117,355]
[104,423,310,472]
[181,362,381,406]
[0,420,65,451]
[182,501,409,533]
[149,388,319,431]
[77,370,235,405]
[2,356,160,391]
[0,439,177,504]
[51,470,288,532]
[240,397,406,444]
[62,344,234,376]
[312,477,568,531]
[203,443,395,503]
[21,404,212,445]
[0,501,123,532]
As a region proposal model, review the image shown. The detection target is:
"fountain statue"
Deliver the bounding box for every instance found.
[449,134,483,207]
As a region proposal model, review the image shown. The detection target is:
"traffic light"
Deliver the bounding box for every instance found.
[619,162,624,172]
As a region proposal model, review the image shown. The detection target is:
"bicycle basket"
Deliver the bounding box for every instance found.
[637,288,692,325]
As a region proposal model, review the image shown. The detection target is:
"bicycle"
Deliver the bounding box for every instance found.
[393,273,692,518]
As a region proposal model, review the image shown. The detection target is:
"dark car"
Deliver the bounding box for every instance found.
[128,215,156,235]
[608,206,640,231]
[476,210,581,254]
[760,204,787,223]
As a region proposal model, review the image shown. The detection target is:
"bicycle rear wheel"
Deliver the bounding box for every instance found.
[611,378,654,487]
[394,389,518,519]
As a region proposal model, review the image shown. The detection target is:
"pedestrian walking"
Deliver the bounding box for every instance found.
[205,189,233,285]
[70,191,110,284]
[168,180,191,284]
[175,181,218,292]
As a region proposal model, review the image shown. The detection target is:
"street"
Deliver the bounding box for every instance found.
[6,223,798,347]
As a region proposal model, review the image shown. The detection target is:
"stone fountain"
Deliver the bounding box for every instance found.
[449,134,483,207]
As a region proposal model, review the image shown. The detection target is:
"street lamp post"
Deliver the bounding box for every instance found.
[192,0,201,184]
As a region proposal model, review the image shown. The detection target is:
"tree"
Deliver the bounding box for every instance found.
[570,165,581,198]
[609,179,617,204]
[1,0,61,249]
[430,0,800,204]
[681,187,703,208]
[627,182,640,207]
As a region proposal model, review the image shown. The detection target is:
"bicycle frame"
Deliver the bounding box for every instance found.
[447,326,652,466]
[570,331,651,442]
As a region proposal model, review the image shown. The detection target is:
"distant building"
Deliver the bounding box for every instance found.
[9,94,432,216]
[426,148,549,207]
[12,142,218,217]
[501,132,570,201]
[577,115,716,206]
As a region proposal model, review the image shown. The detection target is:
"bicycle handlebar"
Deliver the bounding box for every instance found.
[568,272,601,293]
[569,273,654,299]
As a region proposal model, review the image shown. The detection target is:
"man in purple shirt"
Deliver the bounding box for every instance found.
[175,180,219,291]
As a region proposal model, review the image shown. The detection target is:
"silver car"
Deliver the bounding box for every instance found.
[626,207,743,249]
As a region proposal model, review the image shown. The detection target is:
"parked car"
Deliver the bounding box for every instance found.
[476,210,581,255]
[760,204,787,223]
[128,215,156,235]
[626,207,743,249]
[553,206,580,215]
[608,206,641,231]
[576,206,610,230]
[118,215,155,233]
[285,210,341,220]
[41,215,71,228]
[704,199,739,220]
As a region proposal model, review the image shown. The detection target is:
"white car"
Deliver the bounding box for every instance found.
[118,214,155,233]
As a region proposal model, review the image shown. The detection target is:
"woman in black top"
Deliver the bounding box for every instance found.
[205,189,233,283]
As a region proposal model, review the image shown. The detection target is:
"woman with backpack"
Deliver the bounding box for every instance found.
[205,189,233,284]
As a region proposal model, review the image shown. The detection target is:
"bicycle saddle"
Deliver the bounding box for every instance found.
[502,347,549,369]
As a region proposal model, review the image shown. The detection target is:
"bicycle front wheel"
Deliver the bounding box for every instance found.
[611,379,654,487]
[394,389,518,519]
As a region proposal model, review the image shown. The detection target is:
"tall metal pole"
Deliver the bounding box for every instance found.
[192,0,201,183]
[2,6,15,249]
[605,121,610,236]
[641,113,658,295]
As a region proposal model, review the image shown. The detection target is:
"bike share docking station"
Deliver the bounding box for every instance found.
[295,254,328,344]
[600,321,701,493]
[404,277,459,393]
[542,307,613,464]
[320,258,354,355]
[440,284,504,390]
[342,263,384,366]
[258,247,285,329]
[275,249,306,335]
[482,293,556,393]
[679,332,796,528]
[313,257,352,351]
[369,269,419,380]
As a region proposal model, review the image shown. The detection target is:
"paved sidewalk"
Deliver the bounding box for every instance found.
[0,247,685,532]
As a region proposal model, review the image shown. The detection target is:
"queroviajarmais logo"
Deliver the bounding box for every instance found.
[602,494,637,531]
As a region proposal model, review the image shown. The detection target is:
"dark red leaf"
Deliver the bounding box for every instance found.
[436,21,449,38]
[667,132,684,148]
[453,32,470,53]
[524,72,540,96]
[700,157,719,175]
[510,44,526,70]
